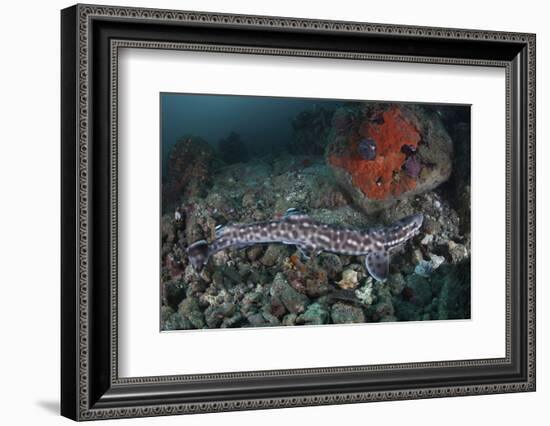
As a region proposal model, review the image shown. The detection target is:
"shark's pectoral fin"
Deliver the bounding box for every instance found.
[296,244,320,260]
[215,224,233,238]
[296,245,312,259]
[365,250,389,281]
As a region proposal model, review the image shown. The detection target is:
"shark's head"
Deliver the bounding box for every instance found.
[382,213,424,249]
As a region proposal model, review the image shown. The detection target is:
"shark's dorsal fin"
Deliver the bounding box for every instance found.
[283,207,303,218]
[215,224,228,238]
[215,223,239,238]
[283,207,309,222]
[365,250,389,282]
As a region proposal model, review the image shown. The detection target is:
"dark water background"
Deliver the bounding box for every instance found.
[161,93,343,175]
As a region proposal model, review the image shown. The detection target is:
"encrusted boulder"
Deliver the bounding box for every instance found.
[164,136,215,208]
[177,297,205,329]
[270,273,309,314]
[331,302,366,324]
[289,106,334,155]
[218,131,249,164]
[297,303,329,325]
[326,103,453,213]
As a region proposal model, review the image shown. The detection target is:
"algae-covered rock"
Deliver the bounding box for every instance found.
[319,253,343,280]
[394,300,421,322]
[204,302,236,328]
[270,273,309,314]
[261,245,287,267]
[221,312,244,328]
[269,295,287,319]
[371,301,395,321]
[162,279,187,310]
[246,245,264,262]
[387,273,406,296]
[164,136,215,208]
[178,297,205,329]
[305,275,330,298]
[260,308,281,326]
[297,303,329,325]
[405,274,432,307]
[161,305,175,323]
[331,302,366,324]
[282,313,298,326]
[220,265,242,287]
[435,262,471,320]
[241,291,266,315]
[163,312,193,330]
[246,312,268,327]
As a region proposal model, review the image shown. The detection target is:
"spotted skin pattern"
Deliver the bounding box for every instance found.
[187,211,423,281]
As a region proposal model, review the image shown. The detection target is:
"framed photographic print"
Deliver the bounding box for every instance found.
[61,4,536,421]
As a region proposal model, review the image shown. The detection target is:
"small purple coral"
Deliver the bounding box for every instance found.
[358,138,377,161]
[401,144,417,155]
[404,155,422,178]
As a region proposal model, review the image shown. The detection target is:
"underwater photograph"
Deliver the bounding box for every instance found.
[160,93,471,331]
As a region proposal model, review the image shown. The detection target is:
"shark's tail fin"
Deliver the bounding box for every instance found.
[186,239,209,271]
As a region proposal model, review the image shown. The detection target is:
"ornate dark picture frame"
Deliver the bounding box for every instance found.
[61,4,536,421]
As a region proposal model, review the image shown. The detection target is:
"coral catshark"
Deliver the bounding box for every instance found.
[187,209,423,281]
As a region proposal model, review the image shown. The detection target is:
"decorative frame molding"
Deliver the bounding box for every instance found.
[61,3,536,421]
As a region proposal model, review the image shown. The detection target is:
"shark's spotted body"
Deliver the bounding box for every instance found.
[187,209,423,281]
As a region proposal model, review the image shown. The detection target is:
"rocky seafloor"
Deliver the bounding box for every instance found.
[161,103,471,330]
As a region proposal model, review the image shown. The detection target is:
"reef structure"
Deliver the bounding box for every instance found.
[218,131,249,164]
[326,104,453,213]
[289,106,334,155]
[164,135,215,209]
